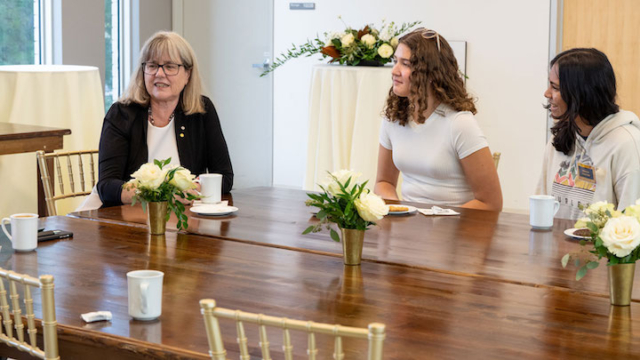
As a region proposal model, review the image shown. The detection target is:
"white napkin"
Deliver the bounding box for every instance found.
[81,311,112,322]
[192,200,228,207]
[417,206,460,216]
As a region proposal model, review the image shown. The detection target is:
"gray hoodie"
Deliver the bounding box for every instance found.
[536,110,640,220]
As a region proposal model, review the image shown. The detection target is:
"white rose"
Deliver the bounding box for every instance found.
[361,34,376,48]
[324,31,344,47]
[600,216,640,258]
[170,168,196,191]
[378,23,395,42]
[131,163,167,190]
[341,33,355,47]
[624,202,640,223]
[378,43,394,58]
[390,37,399,48]
[323,169,361,196]
[574,217,590,229]
[355,191,388,222]
[585,201,615,215]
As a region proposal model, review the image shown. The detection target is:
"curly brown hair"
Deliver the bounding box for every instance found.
[384,29,476,125]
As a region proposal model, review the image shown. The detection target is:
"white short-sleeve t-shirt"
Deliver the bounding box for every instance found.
[379,104,488,205]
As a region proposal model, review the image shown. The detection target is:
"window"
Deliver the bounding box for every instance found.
[0,0,41,65]
[105,0,131,112]
[105,0,120,111]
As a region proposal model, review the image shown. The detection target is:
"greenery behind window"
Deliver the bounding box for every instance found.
[0,1,37,65]
[105,0,116,111]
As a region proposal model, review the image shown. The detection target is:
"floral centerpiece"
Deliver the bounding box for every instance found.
[261,18,420,77]
[303,170,388,265]
[124,158,199,233]
[561,200,640,305]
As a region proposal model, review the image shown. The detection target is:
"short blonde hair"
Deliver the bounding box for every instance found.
[120,31,205,115]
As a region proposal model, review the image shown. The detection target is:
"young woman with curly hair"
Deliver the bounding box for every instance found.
[536,48,640,220]
[374,29,502,211]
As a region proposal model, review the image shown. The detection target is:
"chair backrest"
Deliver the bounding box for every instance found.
[36,149,99,216]
[0,268,58,360]
[200,299,385,360]
[492,152,501,169]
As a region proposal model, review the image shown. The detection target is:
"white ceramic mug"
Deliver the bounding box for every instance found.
[198,174,222,204]
[1,213,38,252]
[529,195,560,229]
[127,270,164,321]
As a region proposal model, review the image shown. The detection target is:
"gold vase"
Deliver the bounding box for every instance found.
[608,263,636,306]
[340,228,365,266]
[148,201,168,235]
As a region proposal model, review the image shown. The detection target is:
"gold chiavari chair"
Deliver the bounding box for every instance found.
[200,299,385,360]
[36,149,99,216]
[492,152,501,169]
[0,268,58,360]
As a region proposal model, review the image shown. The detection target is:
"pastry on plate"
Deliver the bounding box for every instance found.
[388,205,409,212]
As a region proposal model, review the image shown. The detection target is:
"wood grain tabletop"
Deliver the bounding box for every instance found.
[2,215,639,359]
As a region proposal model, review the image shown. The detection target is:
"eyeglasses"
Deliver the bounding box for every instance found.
[142,62,184,76]
[417,28,441,53]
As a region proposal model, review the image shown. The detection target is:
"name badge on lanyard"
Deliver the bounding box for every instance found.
[577,163,596,183]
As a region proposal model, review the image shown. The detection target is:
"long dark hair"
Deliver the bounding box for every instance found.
[384,29,476,126]
[547,48,619,155]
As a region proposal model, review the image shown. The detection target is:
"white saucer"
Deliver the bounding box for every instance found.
[386,205,417,215]
[191,205,238,216]
[564,228,590,240]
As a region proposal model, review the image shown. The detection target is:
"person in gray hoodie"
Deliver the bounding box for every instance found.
[537,48,640,220]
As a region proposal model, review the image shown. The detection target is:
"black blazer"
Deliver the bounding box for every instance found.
[97,96,233,207]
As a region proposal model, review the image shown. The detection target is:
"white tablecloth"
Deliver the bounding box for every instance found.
[0,65,104,217]
[304,65,392,191]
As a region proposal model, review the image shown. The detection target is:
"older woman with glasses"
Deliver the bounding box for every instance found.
[96,31,233,207]
[374,28,502,211]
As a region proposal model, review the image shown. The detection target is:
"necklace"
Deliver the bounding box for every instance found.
[148,106,175,126]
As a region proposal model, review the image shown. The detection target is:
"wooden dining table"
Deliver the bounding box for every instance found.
[0,122,72,217]
[1,187,639,359]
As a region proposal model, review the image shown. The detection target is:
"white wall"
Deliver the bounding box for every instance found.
[179,0,274,189]
[273,0,552,211]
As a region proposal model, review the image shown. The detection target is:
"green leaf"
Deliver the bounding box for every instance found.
[576,266,588,281]
[302,226,315,235]
[561,253,570,268]
[154,159,162,167]
[587,222,599,234]
[317,210,327,220]
[586,261,600,270]
[141,201,147,213]
[574,258,580,267]
[330,228,340,242]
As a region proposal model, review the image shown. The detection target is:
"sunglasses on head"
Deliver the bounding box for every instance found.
[416,28,441,52]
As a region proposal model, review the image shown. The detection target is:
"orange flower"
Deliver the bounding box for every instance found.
[357,26,370,40]
[321,46,341,59]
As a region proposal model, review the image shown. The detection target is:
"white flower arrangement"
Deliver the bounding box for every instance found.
[303,170,388,242]
[562,200,640,280]
[261,18,421,77]
[124,158,199,231]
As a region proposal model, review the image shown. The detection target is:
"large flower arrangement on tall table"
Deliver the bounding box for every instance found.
[562,200,640,305]
[124,158,199,234]
[261,18,420,77]
[303,170,388,265]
